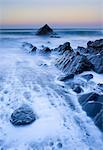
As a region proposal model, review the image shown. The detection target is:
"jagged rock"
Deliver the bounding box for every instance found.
[77,46,89,54]
[10,104,36,126]
[88,54,103,73]
[22,42,37,53]
[54,42,73,55]
[58,74,74,81]
[56,53,93,75]
[87,39,103,51]
[36,24,53,35]
[82,74,93,81]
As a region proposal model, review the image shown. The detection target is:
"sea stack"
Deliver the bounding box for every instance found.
[36,24,53,35]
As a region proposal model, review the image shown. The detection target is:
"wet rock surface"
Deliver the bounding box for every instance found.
[36,24,53,35]
[10,104,36,126]
[22,42,37,53]
[54,39,103,131]
[81,74,93,81]
[78,92,103,131]
[55,39,103,74]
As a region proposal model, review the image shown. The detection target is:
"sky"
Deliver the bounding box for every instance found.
[0,0,103,28]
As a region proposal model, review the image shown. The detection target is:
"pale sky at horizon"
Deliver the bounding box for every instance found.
[0,0,103,28]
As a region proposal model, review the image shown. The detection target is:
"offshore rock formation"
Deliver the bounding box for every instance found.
[36,24,53,35]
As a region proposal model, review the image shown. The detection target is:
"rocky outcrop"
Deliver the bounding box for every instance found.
[54,42,73,55]
[78,92,103,131]
[55,39,103,75]
[10,104,36,126]
[22,42,37,53]
[36,24,53,35]
[87,39,103,53]
[55,49,93,75]
[88,54,103,73]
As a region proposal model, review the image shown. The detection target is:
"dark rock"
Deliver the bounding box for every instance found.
[88,54,103,73]
[58,74,74,81]
[57,142,63,148]
[97,83,103,92]
[82,74,93,81]
[83,102,102,118]
[77,46,89,54]
[42,47,51,53]
[78,92,103,131]
[73,85,83,93]
[22,42,37,53]
[87,39,103,51]
[10,104,36,126]
[31,46,37,52]
[54,42,73,54]
[36,24,53,35]
[94,109,103,131]
[56,54,93,75]
[78,92,99,105]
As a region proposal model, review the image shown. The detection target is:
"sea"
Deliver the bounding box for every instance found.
[0,28,103,150]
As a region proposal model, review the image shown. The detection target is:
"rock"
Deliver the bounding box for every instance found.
[78,92,99,105]
[83,102,102,118]
[10,104,36,126]
[31,46,37,52]
[22,42,37,53]
[73,85,83,93]
[58,74,74,81]
[56,53,93,75]
[78,92,103,131]
[87,39,103,52]
[94,109,103,131]
[82,74,93,81]
[42,47,51,53]
[88,54,103,73]
[97,83,103,92]
[77,46,89,54]
[36,24,53,35]
[54,42,73,55]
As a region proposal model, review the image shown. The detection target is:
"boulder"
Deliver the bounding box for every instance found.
[36,24,53,35]
[73,85,83,93]
[58,73,74,81]
[10,104,36,126]
[88,54,103,73]
[81,74,93,81]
